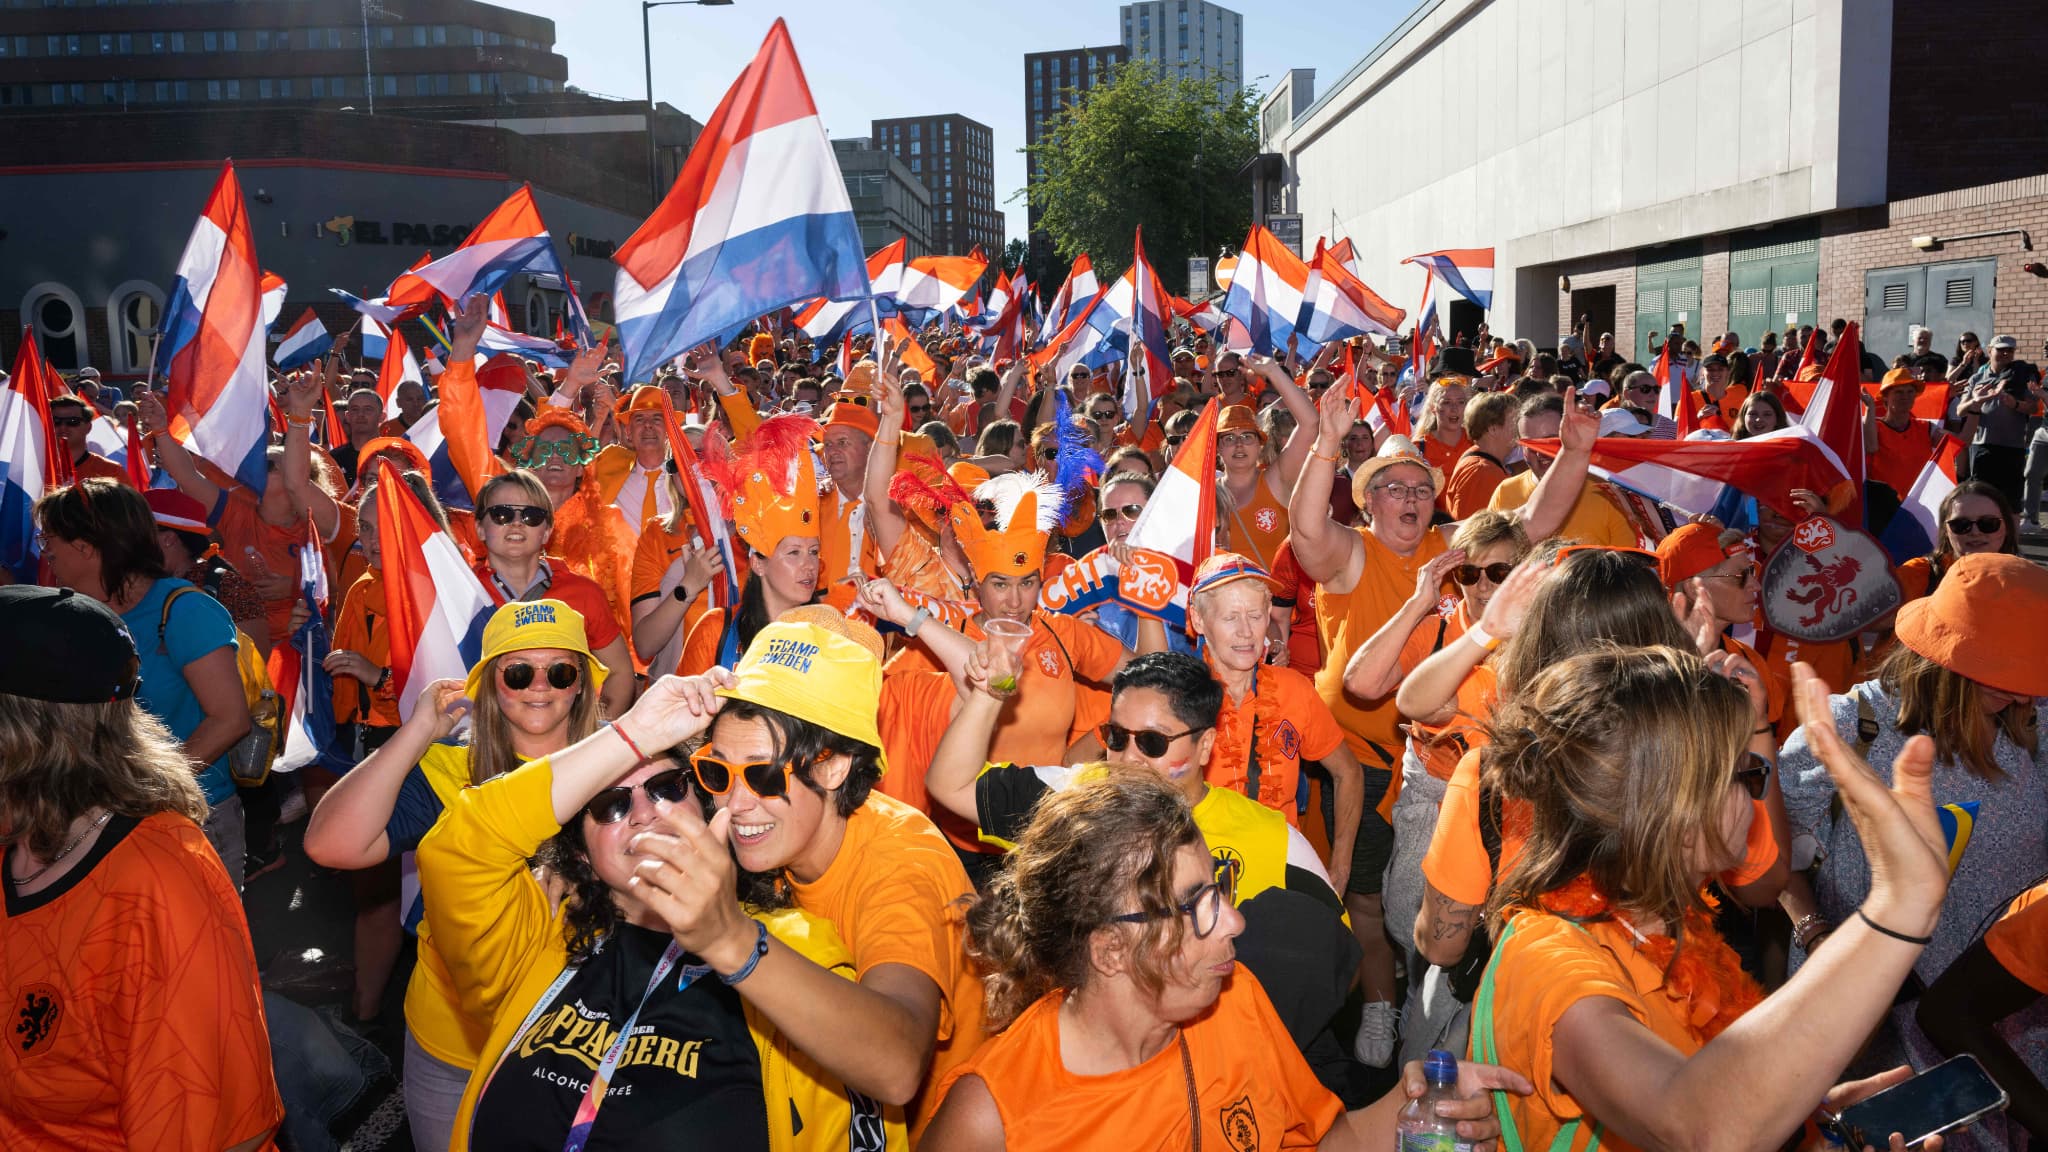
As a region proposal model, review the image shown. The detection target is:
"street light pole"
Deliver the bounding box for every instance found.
[643,0,733,207]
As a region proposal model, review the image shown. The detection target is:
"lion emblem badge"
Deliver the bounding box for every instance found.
[1219,1094,1259,1152]
[1762,516,1901,642]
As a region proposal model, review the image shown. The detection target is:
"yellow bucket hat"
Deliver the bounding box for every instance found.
[716,610,887,772]
[464,598,609,702]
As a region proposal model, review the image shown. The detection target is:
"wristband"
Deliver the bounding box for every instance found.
[1856,908,1933,946]
[284,413,318,429]
[906,605,932,638]
[1465,623,1502,652]
[612,720,650,766]
[720,920,771,986]
[1309,448,1341,464]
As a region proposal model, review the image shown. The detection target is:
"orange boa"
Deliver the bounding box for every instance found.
[1536,874,1763,1045]
[1205,664,1288,810]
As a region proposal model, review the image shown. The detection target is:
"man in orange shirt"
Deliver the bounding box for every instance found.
[1441,391,1517,518]
[817,389,883,608]
[1699,353,1749,429]
[47,395,131,486]
[1865,369,1943,499]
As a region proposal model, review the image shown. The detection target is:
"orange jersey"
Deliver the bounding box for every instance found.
[1,813,282,1151]
[1314,526,1451,817]
[629,515,747,676]
[1203,662,1346,826]
[1396,605,1497,781]
[210,484,304,642]
[1421,429,1464,479]
[1986,880,2048,994]
[934,966,1342,1151]
[1488,470,1642,549]
[72,451,134,487]
[1868,417,1941,497]
[788,792,984,1138]
[884,611,1121,767]
[1222,470,1290,572]
[1442,449,1510,520]
[332,568,400,726]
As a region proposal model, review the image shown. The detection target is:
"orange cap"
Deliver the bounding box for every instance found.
[1879,368,1922,392]
[620,384,668,417]
[357,435,432,477]
[729,414,823,552]
[950,472,1062,579]
[1655,522,1748,588]
[821,391,879,438]
[1894,553,2048,696]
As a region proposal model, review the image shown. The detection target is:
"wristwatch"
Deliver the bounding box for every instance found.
[673,581,695,603]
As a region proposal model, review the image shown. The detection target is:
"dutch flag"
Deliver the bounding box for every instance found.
[385,186,593,347]
[404,353,527,512]
[373,457,493,722]
[274,307,334,371]
[1220,224,1316,356]
[1401,248,1495,311]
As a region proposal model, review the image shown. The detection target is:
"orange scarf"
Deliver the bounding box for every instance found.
[1207,664,1288,810]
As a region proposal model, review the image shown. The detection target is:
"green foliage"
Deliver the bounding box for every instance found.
[1025,62,1257,297]
[1001,237,1029,275]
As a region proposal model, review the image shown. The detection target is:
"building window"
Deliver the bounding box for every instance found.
[433,73,449,94]
[225,79,240,100]
[206,80,221,101]
[432,25,448,46]
[412,26,428,47]
[204,31,218,52]
[171,32,184,52]
[468,73,482,94]
[174,81,189,101]
[311,77,325,97]
[275,28,291,50]
[154,80,169,101]
[23,283,87,372]
[97,33,110,54]
[65,34,80,56]
[383,75,398,96]
[379,27,395,47]
[256,30,269,50]
[525,290,548,336]
[415,74,431,95]
[278,79,292,97]
[259,78,274,99]
[224,30,237,51]
[106,282,165,376]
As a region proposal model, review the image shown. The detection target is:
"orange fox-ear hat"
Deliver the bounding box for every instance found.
[949,472,1064,579]
[728,413,823,554]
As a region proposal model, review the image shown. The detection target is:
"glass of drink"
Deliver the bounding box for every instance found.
[981,618,1032,698]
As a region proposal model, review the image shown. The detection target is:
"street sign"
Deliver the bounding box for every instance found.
[1267,214,1304,256]
[1215,255,1239,291]
[1188,257,1210,293]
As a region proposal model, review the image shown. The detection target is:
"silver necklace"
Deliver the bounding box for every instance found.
[7,810,112,888]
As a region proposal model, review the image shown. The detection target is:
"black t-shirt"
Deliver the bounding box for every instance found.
[472,924,769,1151]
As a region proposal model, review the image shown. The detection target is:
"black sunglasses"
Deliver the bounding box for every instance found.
[483,504,550,527]
[689,749,801,800]
[1946,515,2003,536]
[50,415,90,429]
[1100,721,1209,758]
[1454,562,1514,586]
[1734,752,1772,801]
[586,767,692,824]
[500,660,580,691]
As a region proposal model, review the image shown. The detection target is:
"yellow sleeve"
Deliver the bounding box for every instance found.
[415,755,570,1025]
[590,443,637,506]
[719,389,763,441]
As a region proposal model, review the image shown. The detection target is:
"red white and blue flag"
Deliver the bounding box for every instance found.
[374,327,425,421]
[1522,424,1852,526]
[385,185,592,346]
[613,19,867,384]
[1040,253,1098,342]
[897,247,989,317]
[1220,224,1315,355]
[405,353,526,512]
[1303,242,1405,345]
[1401,248,1494,311]
[271,521,341,774]
[1122,399,1220,630]
[1797,321,1869,525]
[1879,433,1964,564]
[375,458,494,722]
[1108,227,1174,425]
[0,336,67,581]
[155,161,272,493]
[795,238,908,342]
[274,307,333,370]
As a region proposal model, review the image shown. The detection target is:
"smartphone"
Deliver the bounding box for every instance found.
[1832,1056,2007,1149]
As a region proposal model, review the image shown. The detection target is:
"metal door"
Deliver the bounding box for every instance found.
[1730,225,1819,351]
[1635,247,1704,362]
[1863,259,1997,363]
[1863,265,1925,362]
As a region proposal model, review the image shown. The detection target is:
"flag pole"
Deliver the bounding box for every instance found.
[867,295,887,373]
[143,331,162,395]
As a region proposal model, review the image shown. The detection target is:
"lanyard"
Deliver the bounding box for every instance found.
[562,938,714,1152]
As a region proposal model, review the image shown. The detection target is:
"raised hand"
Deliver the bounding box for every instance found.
[448,293,490,361]
[406,678,470,741]
[135,389,168,436]
[1314,377,1359,456]
[1558,388,1598,452]
[1417,548,1467,601]
[628,799,755,972]
[1703,647,1767,724]
[563,337,609,397]
[1477,559,1547,642]
[620,668,734,752]
[855,576,915,628]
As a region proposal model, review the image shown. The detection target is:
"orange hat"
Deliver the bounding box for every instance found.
[950,472,1063,579]
[1655,522,1749,588]
[357,435,433,477]
[844,359,877,394]
[1878,368,1922,393]
[728,414,822,552]
[821,391,879,438]
[1894,553,2048,696]
[620,384,669,417]
[948,460,991,491]
[1217,404,1265,442]
[1191,552,1284,598]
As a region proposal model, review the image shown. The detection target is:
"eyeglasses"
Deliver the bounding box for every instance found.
[1099,721,1210,758]
[1217,432,1260,449]
[1369,482,1434,504]
[500,660,580,692]
[1733,752,1772,801]
[1454,562,1515,586]
[1703,563,1760,587]
[906,402,932,416]
[524,439,589,466]
[689,749,801,801]
[586,767,692,824]
[49,415,89,429]
[1625,383,1658,395]
[1552,544,1660,569]
[1090,408,1120,421]
[483,504,550,527]
[1946,515,2004,536]
[1109,864,1239,939]
[1215,369,1242,379]
[1099,502,1147,523]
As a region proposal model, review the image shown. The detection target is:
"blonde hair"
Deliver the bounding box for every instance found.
[1449,509,1530,560]
[465,650,603,786]
[1879,644,2036,781]
[1417,379,1471,442]
[0,694,206,857]
[1485,645,1752,939]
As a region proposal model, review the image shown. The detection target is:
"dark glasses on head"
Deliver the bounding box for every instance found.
[500,660,580,691]
[1552,544,1660,569]
[1099,721,1209,758]
[586,767,691,824]
[1099,502,1146,523]
[483,504,549,527]
[689,749,800,800]
[1454,562,1514,586]
[1734,752,1772,801]
[1946,515,2003,536]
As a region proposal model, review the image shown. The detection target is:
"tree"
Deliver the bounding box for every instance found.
[1025,62,1257,298]
[1001,237,1029,276]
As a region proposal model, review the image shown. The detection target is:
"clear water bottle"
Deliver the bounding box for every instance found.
[1396,1049,1475,1152]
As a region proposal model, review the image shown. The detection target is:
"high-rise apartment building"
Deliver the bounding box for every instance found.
[1022,43,1128,287]
[870,114,1002,258]
[1120,1,1243,98]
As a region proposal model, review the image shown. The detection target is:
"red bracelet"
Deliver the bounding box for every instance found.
[612,721,649,765]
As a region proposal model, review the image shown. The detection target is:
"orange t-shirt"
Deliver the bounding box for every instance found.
[1203,662,1347,826]
[1488,471,1643,549]
[1753,624,1862,740]
[1475,910,1710,1152]
[629,517,749,676]
[1722,634,1787,728]
[0,813,282,1151]
[332,568,400,726]
[1222,470,1290,572]
[1868,417,1941,497]
[1314,525,1451,818]
[1986,880,2048,994]
[73,451,134,487]
[788,792,984,1138]
[884,611,1121,768]
[209,484,304,642]
[1424,748,1780,908]
[1896,555,1937,605]
[1443,450,1510,520]
[1421,429,1464,480]
[934,965,1342,1151]
[1270,540,1325,675]
[1396,604,1497,781]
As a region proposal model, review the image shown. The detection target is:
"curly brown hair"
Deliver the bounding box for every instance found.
[965,765,1203,1031]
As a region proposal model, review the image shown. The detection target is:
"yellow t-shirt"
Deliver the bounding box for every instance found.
[403,743,492,1070]
[1488,470,1642,548]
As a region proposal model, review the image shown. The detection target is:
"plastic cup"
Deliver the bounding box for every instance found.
[982,618,1032,697]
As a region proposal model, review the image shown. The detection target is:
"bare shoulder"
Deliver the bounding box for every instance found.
[923,1072,1007,1151]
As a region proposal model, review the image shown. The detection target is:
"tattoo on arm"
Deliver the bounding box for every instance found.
[1428,890,1478,941]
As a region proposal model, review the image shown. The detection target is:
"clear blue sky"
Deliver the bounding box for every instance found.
[507,0,1413,247]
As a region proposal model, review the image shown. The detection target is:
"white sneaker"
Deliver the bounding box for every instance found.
[277,787,308,825]
[1353,999,1399,1067]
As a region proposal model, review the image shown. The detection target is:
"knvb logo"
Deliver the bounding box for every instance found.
[1791,517,1836,554]
[14,984,61,1056]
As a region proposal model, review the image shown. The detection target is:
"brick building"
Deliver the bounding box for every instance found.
[1264,0,2048,364]
[0,0,699,377]
[869,114,1002,259]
